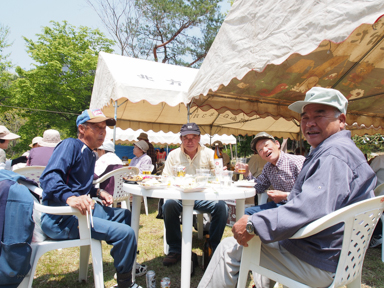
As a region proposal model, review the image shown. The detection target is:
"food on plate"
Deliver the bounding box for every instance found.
[124,175,143,182]
[140,178,162,187]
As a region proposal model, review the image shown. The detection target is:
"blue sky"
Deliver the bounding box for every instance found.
[1,0,230,71]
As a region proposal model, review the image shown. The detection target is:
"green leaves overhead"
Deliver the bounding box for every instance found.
[11,21,114,153]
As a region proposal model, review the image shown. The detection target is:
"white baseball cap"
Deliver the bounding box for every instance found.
[288,87,348,114]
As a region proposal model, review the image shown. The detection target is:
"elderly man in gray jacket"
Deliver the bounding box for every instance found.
[198,87,376,288]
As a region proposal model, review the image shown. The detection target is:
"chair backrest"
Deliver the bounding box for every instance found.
[305,196,384,288]
[374,182,384,196]
[13,166,46,186]
[96,164,123,195]
[93,166,138,201]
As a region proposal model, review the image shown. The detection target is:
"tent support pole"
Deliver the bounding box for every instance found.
[187,104,190,123]
[113,100,118,147]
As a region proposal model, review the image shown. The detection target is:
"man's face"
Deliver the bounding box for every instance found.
[79,122,107,150]
[301,104,346,148]
[181,134,200,154]
[255,139,281,165]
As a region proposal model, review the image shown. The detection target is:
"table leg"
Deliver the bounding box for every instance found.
[181,199,194,288]
[236,199,245,221]
[131,194,142,283]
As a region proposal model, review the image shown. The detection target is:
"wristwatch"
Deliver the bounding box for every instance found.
[246,219,255,235]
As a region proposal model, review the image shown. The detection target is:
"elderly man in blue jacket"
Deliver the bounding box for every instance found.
[198,87,376,288]
[40,109,141,288]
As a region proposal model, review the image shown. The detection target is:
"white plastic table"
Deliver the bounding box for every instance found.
[124,183,255,287]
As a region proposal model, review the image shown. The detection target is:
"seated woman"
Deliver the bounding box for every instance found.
[129,140,152,173]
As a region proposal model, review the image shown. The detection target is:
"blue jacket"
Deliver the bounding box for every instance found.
[0,170,34,288]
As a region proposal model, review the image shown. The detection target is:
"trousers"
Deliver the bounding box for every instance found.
[162,199,228,253]
[197,237,334,288]
[41,202,137,274]
[244,201,282,215]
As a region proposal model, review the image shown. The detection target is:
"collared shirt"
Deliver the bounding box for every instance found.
[162,144,215,176]
[252,151,305,195]
[129,153,152,173]
[40,138,98,204]
[250,130,376,273]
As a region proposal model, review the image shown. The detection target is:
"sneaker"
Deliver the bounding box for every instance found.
[113,262,148,280]
[370,234,382,248]
[135,262,147,277]
[162,252,181,266]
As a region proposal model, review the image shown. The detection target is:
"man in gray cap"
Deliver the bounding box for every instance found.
[198,87,376,288]
[236,132,305,210]
[161,123,228,267]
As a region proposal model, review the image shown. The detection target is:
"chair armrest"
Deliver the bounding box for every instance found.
[34,202,91,239]
[34,202,82,217]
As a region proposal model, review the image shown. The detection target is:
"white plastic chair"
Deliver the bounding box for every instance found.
[13,166,46,185]
[373,183,384,262]
[18,183,104,288]
[238,196,384,288]
[93,166,149,215]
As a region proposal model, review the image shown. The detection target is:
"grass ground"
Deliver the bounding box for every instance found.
[31,198,384,288]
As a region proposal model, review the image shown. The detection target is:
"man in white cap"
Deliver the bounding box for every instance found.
[39,109,142,288]
[198,87,376,288]
[0,126,27,170]
[27,129,61,166]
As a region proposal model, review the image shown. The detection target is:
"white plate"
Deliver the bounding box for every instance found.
[139,184,168,190]
[173,186,206,193]
[233,180,255,187]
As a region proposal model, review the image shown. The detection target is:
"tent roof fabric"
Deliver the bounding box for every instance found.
[89,52,302,139]
[187,0,384,128]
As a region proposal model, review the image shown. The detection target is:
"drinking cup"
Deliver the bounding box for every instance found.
[236,158,247,174]
[220,170,234,187]
[176,165,186,177]
[141,164,153,175]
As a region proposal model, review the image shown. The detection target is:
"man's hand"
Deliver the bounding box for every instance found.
[66,195,94,215]
[234,163,250,177]
[232,215,254,247]
[98,189,113,206]
[267,190,289,203]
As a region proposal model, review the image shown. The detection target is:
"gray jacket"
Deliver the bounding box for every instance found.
[250,130,376,272]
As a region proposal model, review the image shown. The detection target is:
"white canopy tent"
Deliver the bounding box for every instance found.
[89,52,301,140]
[106,127,236,146]
[187,0,384,132]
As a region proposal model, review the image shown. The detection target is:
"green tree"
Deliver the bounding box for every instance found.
[12,21,114,154]
[0,23,14,104]
[87,0,225,67]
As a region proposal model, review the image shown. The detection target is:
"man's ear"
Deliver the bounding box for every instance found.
[339,113,347,129]
[275,140,281,149]
[78,124,86,134]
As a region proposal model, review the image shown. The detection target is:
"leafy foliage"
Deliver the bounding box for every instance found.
[0,24,14,105]
[352,134,384,157]
[10,21,114,154]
